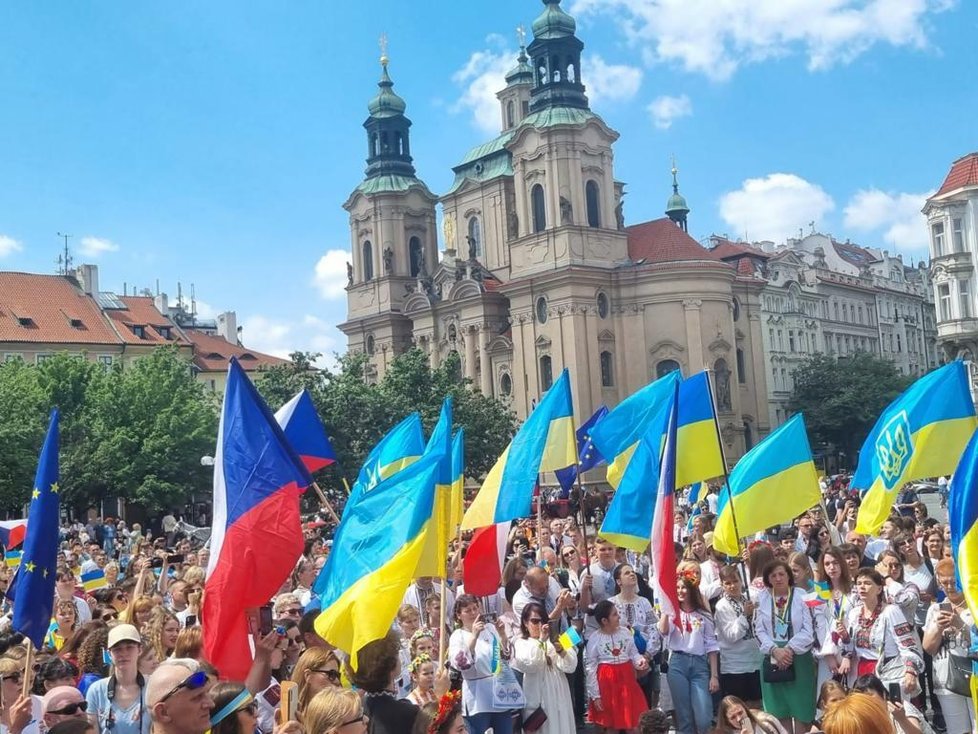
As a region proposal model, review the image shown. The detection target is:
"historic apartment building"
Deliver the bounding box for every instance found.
[338,0,771,462]
[709,232,938,428]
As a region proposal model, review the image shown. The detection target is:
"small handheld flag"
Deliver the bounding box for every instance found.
[558,627,582,649]
[4,551,22,570]
[650,383,681,619]
[81,569,108,592]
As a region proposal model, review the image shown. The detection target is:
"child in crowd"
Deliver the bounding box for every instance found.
[585,599,650,733]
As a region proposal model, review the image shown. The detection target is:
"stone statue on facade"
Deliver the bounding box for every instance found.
[383,246,394,274]
[346,261,353,286]
[560,196,572,225]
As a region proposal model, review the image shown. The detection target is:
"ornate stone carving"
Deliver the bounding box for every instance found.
[560,196,573,225]
[383,246,394,274]
[683,299,703,310]
[346,262,353,286]
[442,213,456,247]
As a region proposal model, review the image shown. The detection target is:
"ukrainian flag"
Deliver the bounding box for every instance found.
[345,412,425,508]
[854,361,976,535]
[461,369,576,529]
[713,413,820,556]
[449,429,465,534]
[81,569,108,592]
[314,442,443,665]
[949,427,978,622]
[416,398,454,578]
[4,551,21,570]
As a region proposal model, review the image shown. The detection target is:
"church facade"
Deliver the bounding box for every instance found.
[339,0,771,462]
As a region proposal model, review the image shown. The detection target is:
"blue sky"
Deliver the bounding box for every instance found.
[1,1,975,362]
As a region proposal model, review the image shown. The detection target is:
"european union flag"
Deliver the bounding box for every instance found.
[13,409,60,649]
[555,406,609,496]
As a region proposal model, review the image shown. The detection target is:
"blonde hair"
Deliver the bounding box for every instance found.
[823,693,895,734]
[0,655,24,677]
[181,566,205,588]
[144,606,180,661]
[302,688,362,734]
[291,647,339,714]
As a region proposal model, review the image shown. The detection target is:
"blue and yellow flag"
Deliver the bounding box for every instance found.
[314,441,444,665]
[81,569,108,592]
[461,369,576,529]
[949,426,978,622]
[854,362,976,535]
[12,409,60,649]
[449,429,465,535]
[4,551,22,569]
[344,412,425,508]
[713,413,820,556]
[416,398,454,578]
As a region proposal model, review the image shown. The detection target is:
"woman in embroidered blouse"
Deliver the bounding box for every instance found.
[610,565,659,657]
[788,553,815,593]
[715,565,762,706]
[584,599,649,733]
[511,601,577,734]
[837,569,923,698]
[813,548,855,690]
[755,559,817,734]
[875,550,920,625]
[447,593,514,734]
[657,575,720,734]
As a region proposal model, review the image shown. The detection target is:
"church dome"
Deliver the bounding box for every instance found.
[367,64,406,118]
[666,191,689,216]
[531,0,576,40]
[505,49,534,85]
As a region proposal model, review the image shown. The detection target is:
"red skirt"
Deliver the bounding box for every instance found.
[589,661,648,729]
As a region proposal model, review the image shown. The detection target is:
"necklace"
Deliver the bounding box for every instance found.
[855,603,881,649]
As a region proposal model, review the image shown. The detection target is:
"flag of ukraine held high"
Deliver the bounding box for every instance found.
[415,398,454,578]
[461,369,576,529]
[344,412,425,509]
[713,413,820,556]
[949,426,978,622]
[315,440,443,665]
[449,429,465,534]
[854,361,976,535]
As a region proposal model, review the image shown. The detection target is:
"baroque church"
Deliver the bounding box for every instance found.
[339,0,771,462]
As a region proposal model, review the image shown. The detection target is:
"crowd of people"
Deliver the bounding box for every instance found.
[0,478,972,734]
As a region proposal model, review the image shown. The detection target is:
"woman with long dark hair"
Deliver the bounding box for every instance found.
[511,601,577,733]
[813,547,855,690]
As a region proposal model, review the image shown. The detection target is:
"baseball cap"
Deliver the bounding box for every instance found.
[42,686,85,715]
[107,623,142,649]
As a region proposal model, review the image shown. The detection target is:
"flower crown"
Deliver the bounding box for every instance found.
[679,568,699,583]
[411,628,435,643]
[748,539,771,553]
[409,653,432,674]
[429,690,461,733]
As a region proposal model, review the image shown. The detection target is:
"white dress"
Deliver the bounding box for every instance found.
[512,637,578,734]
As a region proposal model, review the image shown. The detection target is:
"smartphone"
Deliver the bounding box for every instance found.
[245,607,260,637]
[150,557,164,569]
[887,682,902,704]
[262,682,281,708]
[279,681,298,724]
[167,554,185,564]
[939,601,953,613]
[259,604,274,636]
[184,615,197,628]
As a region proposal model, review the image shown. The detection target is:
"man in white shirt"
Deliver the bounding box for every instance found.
[402,577,455,618]
[579,537,618,637]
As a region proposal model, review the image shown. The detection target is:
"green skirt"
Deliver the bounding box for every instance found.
[760,645,816,723]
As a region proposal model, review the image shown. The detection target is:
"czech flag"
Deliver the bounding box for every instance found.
[203,358,312,681]
[275,390,337,472]
[650,382,681,619]
[0,520,28,550]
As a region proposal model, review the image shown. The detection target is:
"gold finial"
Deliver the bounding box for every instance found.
[516,24,526,49]
[379,32,389,66]
[671,154,678,177]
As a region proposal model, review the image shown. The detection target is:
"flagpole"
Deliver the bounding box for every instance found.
[309,481,340,524]
[22,639,34,698]
[704,368,744,555]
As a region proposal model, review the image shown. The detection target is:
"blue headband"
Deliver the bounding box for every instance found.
[210,690,253,727]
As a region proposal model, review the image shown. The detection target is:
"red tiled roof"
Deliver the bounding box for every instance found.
[935,152,978,197]
[0,272,121,344]
[736,258,758,276]
[709,237,769,260]
[103,296,190,345]
[626,218,721,264]
[832,240,879,268]
[184,329,288,373]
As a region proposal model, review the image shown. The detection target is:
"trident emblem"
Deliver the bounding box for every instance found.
[875,410,912,491]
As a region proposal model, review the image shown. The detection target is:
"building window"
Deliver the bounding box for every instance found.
[4,353,23,363]
[960,279,973,318]
[535,296,548,324]
[596,292,610,319]
[362,240,374,281]
[932,222,946,256]
[409,236,424,277]
[732,297,741,322]
[500,372,512,396]
[531,184,546,232]
[131,325,146,339]
[36,354,53,364]
[834,302,839,321]
[789,331,796,353]
[938,283,952,321]
[98,355,113,370]
[656,359,680,378]
[506,100,515,128]
[600,350,614,387]
[896,334,902,352]
[736,348,746,384]
[365,334,375,355]
[857,306,863,324]
[585,180,601,228]
[539,355,553,390]
[467,217,482,259]
[953,218,965,252]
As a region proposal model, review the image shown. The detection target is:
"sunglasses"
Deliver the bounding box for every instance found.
[313,669,341,682]
[1,674,22,684]
[284,608,302,616]
[49,701,88,715]
[527,618,544,624]
[102,613,118,621]
[159,670,208,703]
[340,713,368,727]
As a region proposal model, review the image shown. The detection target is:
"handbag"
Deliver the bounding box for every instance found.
[763,591,796,684]
[523,706,548,732]
[936,638,972,697]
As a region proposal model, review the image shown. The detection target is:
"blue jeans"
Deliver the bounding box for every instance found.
[465,711,513,734]
[667,651,713,734]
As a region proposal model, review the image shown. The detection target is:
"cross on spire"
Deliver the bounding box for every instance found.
[516,24,526,49]
[379,32,389,66]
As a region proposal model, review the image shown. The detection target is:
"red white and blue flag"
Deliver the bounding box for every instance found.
[203,359,312,680]
[0,520,28,550]
[650,383,681,619]
[274,389,337,473]
[462,521,511,597]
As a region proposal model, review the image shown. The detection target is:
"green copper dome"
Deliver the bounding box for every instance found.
[531,0,576,40]
[666,191,689,215]
[505,48,534,85]
[367,63,406,118]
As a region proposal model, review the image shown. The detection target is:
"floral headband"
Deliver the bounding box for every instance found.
[679,568,699,583]
[429,690,461,733]
[411,628,435,643]
[409,653,432,674]
[748,539,771,553]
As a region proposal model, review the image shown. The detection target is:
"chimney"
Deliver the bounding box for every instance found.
[76,264,100,296]
[217,311,238,344]
[154,293,169,316]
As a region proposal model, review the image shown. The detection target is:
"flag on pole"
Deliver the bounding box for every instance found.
[854,361,976,535]
[12,409,60,649]
[461,369,576,529]
[449,429,465,535]
[275,389,337,472]
[203,359,312,681]
[81,569,108,592]
[415,398,454,578]
[345,413,425,509]
[461,522,512,597]
[4,551,22,569]
[0,520,28,550]
[949,426,978,623]
[650,383,681,620]
[555,406,608,494]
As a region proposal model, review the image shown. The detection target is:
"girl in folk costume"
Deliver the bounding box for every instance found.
[610,565,660,657]
[585,599,650,733]
[838,569,924,699]
[813,547,857,690]
[755,560,817,734]
[406,654,438,707]
[657,572,720,734]
[714,565,763,706]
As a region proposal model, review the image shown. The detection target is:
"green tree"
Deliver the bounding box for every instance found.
[787,352,912,464]
[0,359,47,509]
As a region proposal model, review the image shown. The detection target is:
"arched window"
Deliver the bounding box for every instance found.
[656,359,680,378]
[500,373,512,397]
[535,296,548,324]
[596,292,610,319]
[539,355,553,391]
[585,180,601,228]
[732,297,741,322]
[531,184,546,233]
[744,420,754,451]
[736,348,746,384]
[362,240,374,281]
[409,237,424,277]
[506,101,515,128]
[600,351,614,387]
[467,217,482,258]
[365,334,375,355]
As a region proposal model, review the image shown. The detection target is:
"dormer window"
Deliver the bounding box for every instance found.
[17,316,33,327]
[157,326,171,340]
[131,325,146,339]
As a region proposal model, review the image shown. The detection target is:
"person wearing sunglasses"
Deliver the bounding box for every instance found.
[291,648,341,719]
[42,687,89,729]
[146,659,212,734]
[85,624,150,734]
[0,656,40,734]
[302,688,367,734]
[209,682,260,734]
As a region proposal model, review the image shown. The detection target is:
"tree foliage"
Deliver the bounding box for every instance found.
[787,352,912,463]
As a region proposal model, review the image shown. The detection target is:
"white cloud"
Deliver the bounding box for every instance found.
[0,235,23,258]
[312,249,351,299]
[583,55,643,105]
[843,188,933,253]
[718,173,835,243]
[451,35,513,135]
[78,236,119,257]
[240,313,340,370]
[647,93,692,129]
[571,0,955,81]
